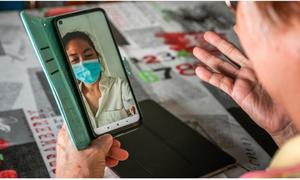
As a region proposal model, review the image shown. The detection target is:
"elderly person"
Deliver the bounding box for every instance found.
[193,1,300,177]
[56,2,300,178]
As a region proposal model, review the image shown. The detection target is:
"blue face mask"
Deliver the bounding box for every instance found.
[72,59,102,84]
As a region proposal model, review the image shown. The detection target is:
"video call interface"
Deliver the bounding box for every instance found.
[56,10,140,134]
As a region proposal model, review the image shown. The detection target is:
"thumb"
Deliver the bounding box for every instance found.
[91,134,113,155]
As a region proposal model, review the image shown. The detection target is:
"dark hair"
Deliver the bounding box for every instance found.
[62,31,97,51]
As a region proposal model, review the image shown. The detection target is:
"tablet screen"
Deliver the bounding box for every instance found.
[55,9,141,135]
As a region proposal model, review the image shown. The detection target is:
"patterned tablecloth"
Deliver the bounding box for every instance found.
[0,2,272,178]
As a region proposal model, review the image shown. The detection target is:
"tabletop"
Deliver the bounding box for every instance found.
[0,1,277,178]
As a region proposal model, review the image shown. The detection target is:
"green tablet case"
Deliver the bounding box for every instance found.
[20,12,92,150]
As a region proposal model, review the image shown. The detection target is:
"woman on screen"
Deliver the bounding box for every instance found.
[62,31,136,128]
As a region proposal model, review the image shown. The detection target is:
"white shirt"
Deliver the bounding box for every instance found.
[79,75,135,128]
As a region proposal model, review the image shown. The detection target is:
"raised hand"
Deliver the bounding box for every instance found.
[193,31,297,146]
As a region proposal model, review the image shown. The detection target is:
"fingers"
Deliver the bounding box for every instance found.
[112,139,121,148]
[110,139,128,160]
[106,148,129,167]
[203,31,249,66]
[56,124,70,151]
[195,65,234,95]
[57,124,67,140]
[108,146,129,161]
[106,139,129,167]
[106,157,119,167]
[193,46,238,79]
[91,134,113,155]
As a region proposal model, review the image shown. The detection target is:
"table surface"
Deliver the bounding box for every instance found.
[0,2,277,178]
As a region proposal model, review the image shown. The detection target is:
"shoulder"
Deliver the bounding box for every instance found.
[241,135,300,178]
[270,135,300,169]
[103,76,128,88]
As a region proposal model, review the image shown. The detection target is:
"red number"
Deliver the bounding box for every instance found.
[176,63,196,76]
[143,55,159,64]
